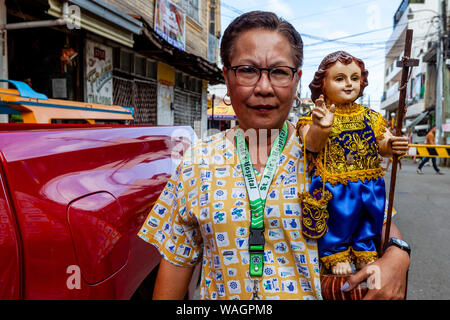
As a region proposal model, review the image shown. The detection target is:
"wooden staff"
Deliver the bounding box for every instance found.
[383,29,419,252]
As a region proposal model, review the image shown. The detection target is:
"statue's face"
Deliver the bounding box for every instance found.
[323,61,361,105]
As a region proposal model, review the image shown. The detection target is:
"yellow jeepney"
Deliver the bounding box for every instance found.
[0,80,133,124]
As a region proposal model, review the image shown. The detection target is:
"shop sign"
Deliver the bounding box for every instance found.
[155,0,186,51]
[86,40,113,105]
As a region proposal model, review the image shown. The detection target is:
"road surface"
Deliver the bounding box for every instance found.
[385,158,450,300]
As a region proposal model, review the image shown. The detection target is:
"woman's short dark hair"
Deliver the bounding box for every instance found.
[220,11,303,69]
[309,51,368,102]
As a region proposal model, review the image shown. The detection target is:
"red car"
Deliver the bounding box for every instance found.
[0,123,199,299]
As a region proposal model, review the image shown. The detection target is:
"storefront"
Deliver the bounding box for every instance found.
[3,0,224,129]
[207,102,236,131]
[7,18,81,101]
[112,44,159,124]
[5,0,142,108]
[133,18,223,132]
[173,72,203,128]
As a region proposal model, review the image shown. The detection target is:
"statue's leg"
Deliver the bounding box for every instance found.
[351,178,385,269]
[315,178,362,274]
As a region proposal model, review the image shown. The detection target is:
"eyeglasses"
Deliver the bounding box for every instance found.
[229,65,298,87]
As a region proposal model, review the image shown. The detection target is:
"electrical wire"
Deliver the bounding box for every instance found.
[301,17,436,48]
[220,4,436,54]
[222,0,376,22]
[288,0,375,21]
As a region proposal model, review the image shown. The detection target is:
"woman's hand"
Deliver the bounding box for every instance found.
[342,222,410,300]
[312,95,335,129]
[342,246,410,299]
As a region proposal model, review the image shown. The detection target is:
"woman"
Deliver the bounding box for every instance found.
[137,11,409,300]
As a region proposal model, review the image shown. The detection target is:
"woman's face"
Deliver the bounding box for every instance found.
[223,29,301,131]
[323,60,362,105]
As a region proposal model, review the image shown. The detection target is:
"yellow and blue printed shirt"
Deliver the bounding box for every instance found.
[137,127,322,300]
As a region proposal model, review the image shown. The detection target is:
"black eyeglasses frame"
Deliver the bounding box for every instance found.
[229,65,298,86]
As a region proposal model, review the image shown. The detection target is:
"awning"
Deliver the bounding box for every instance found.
[134,21,224,85]
[78,1,224,84]
[406,110,429,129]
[207,104,236,120]
[47,0,142,48]
[69,0,142,34]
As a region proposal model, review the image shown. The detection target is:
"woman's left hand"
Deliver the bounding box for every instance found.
[342,246,410,299]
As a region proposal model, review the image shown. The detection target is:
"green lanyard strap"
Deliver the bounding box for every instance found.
[235,122,288,277]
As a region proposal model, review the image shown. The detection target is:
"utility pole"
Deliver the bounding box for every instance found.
[0,0,8,123]
[444,0,448,39]
[436,0,444,147]
[443,0,449,166]
[0,0,7,84]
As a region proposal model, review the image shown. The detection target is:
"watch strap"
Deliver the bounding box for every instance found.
[384,237,411,256]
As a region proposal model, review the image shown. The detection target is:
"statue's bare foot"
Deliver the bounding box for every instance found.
[356,259,375,270]
[331,261,352,275]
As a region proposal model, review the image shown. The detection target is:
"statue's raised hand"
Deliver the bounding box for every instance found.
[312,95,335,129]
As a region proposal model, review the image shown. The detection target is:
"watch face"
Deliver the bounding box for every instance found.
[384,238,410,255]
[393,238,409,248]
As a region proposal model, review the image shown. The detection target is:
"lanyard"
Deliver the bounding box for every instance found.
[235,122,288,285]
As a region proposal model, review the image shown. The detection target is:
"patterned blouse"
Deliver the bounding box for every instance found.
[137,127,322,300]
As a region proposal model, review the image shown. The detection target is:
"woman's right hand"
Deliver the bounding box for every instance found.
[312,94,335,129]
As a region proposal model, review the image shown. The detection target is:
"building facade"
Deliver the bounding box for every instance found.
[1,0,223,136]
[380,0,449,146]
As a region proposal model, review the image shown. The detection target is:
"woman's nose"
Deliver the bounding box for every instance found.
[254,71,274,95]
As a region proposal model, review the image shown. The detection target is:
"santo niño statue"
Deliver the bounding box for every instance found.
[296,51,408,275]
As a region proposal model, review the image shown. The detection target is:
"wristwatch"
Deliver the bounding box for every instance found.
[383,237,411,256]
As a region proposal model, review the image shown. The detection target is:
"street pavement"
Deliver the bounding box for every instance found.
[384,158,450,300]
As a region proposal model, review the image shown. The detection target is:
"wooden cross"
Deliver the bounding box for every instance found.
[383,29,419,253]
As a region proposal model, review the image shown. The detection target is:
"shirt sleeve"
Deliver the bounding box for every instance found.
[295,111,313,143]
[296,111,313,128]
[383,203,397,223]
[137,162,203,267]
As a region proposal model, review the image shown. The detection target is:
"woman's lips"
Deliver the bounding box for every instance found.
[248,105,277,113]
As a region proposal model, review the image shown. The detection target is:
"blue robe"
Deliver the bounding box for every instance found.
[298,104,387,268]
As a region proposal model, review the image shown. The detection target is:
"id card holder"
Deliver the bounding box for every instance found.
[249,228,264,277]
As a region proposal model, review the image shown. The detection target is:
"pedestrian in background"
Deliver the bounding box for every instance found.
[407,131,417,164]
[417,127,444,175]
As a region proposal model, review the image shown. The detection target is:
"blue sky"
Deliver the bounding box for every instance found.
[219,0,404,112]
